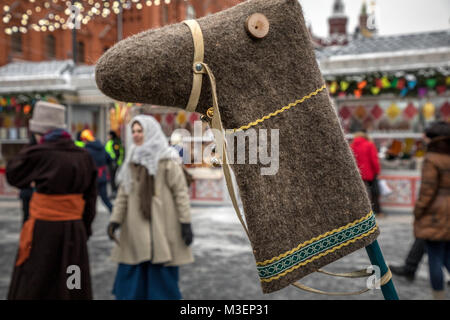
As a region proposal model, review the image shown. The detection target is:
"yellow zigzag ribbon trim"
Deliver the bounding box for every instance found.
[259,226,379,283]
[234,84,327,132]
[257,211,374,266]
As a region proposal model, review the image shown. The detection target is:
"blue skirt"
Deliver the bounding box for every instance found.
[112,261,182,300]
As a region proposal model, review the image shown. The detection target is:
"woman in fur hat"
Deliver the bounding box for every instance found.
[6,101,98,299]
[107,115,194,300]
[414,120,450,299]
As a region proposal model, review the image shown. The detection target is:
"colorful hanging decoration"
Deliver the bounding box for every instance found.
[371,87,380,95]
[110,101,132,133]
[418,87,428,98]
[399,87,408,97]
[436,85,446,95]
[23,104,32,115]
[3,0,166,35]
[328,81,338,94]
[403,102,418,119]
[176,111,187,126]
[390,78,398,89]
[370,104,383,120]
[340,81,349,91]
[422,101,435,120]
[440,102,450,120]
[189,112,200,125]
[0,92,63,115]
[165,113,174,125]
[426,78,437,89]
[325,69,449,98]
[375,78,383,89]
[354,105,366,119]
[407,80,417,90]
[357,80,367,90]
[381,77,391,88]
[339,106,351,120]
[402,138,415,156]
[3,115,12,128]
[396,78,405,90]
[386,103,401,120]
[153,114,162,123]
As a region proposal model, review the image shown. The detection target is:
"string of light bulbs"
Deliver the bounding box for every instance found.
[1,0,177,34]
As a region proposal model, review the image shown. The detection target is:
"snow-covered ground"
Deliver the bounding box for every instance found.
[0,200,447,300]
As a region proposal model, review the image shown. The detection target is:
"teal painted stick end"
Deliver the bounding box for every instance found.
[365,240,399,300]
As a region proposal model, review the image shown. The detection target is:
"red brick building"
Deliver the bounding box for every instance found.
[0,0,242,66]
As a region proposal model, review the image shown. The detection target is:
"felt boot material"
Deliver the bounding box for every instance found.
[95,0,379,293]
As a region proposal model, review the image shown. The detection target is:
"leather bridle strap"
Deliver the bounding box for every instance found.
[183,20,205,112]
[183,19,250,239]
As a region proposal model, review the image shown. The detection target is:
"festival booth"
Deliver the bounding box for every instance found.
[0,61,110,198]
[0,93,65,198]
[326,69,450,212]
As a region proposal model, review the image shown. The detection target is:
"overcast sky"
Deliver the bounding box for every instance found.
[299,0,450,37]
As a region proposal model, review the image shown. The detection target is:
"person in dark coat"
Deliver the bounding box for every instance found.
[81,129,113,213]
[6,101,97,300]
[413,120,450,299]
[350,131,383,217]
[18,134,38,225]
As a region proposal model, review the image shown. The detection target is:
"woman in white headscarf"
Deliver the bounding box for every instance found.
[107,115,194,300]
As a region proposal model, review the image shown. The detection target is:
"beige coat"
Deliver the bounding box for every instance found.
[110,159,194,266]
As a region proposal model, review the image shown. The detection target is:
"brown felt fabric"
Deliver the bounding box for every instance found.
[95,0,379,293]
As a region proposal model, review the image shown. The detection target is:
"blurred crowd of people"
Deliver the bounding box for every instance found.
[350,122,450,300]
[3,100,450,300]
[5,101,194,300]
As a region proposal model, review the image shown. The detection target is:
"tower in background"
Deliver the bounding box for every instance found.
[328,0,348,37]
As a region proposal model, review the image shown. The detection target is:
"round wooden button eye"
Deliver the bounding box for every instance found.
[245,13,269,39]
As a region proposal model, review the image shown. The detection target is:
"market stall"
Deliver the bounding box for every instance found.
[0,61,111,198]
[329,71,449,212]
[0,93,62,198]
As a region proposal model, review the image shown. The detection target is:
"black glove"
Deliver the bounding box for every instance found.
[107,222,120,245]
[181,223,193,246]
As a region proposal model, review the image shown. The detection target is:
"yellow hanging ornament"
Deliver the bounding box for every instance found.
[422,101,435,120]
[371,87,380,95]
[381,77,391,88]
[329,81,337,94]
[176,110,187,125]
[340,81,349,91]
[329,81,338,94]
[386,103,400,120]
[3,115,12,128]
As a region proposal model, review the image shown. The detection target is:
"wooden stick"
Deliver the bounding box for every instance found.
[365,240,399,300]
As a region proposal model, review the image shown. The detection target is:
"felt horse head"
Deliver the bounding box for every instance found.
[95,0,379,294]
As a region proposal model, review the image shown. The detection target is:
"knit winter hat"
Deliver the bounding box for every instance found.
[29,101,66,134]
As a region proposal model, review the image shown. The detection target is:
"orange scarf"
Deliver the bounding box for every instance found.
[16,192,85,266]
